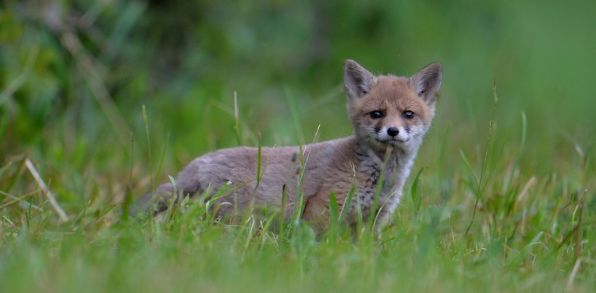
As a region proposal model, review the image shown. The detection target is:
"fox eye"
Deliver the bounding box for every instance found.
[402,110,415,119]
[369,110,384,119]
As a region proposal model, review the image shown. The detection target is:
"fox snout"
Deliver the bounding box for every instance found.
[375,125,413,144]
[362,105,430,150]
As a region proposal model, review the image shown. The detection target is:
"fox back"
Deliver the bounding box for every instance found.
[132,59,442,233]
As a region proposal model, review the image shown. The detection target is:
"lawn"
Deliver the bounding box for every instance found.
[1,1,594,292]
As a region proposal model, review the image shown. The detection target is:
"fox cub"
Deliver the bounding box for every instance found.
[133,59,442,232]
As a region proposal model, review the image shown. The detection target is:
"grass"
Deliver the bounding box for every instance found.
[0,92,593,292]
[1,1,595,292]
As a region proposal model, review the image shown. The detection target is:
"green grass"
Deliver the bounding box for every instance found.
[0,92,593,292]
[1,0,595,292]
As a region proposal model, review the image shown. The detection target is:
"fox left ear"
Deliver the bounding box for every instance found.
[410,63,442,104]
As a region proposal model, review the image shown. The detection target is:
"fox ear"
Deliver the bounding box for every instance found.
[344,59,376,99]
[410,63,442,104]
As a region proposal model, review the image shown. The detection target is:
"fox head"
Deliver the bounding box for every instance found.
[344,59,442,154]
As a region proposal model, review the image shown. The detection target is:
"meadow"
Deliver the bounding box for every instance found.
[1,0,594,292]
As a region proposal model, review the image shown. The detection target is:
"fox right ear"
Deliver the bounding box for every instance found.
[344,59,376,99]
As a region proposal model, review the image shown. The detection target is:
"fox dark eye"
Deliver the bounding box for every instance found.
[402,110,415,119]
[369,110,384,119]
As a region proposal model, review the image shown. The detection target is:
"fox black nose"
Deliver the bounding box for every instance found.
[387,127,399,137]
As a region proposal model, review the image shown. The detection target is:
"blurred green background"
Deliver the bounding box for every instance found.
[2,0,595,205]
[1,0,595,210]
[2,3,595,141]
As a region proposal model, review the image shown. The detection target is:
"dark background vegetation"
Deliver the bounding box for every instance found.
[0,0,594,291]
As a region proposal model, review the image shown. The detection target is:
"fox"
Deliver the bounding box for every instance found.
[132,59,442,233]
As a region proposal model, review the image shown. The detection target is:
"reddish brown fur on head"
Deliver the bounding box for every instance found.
[349,76,433,126]
[344,59,442,152]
